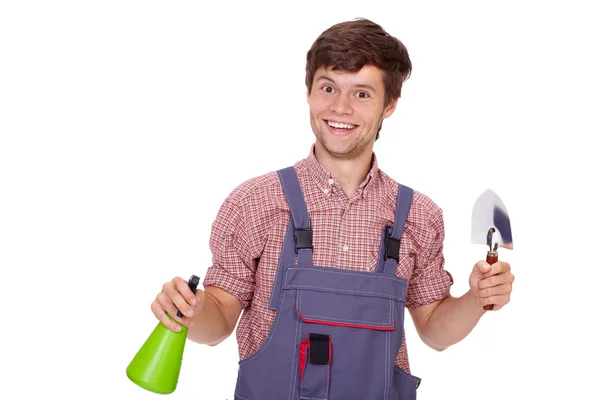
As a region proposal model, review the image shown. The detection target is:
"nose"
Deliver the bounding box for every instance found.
[329,94,352,115]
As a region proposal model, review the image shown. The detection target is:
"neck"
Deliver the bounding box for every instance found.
[314,144,373,197]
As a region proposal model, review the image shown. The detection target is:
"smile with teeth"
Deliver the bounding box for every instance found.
[327,120,358,130]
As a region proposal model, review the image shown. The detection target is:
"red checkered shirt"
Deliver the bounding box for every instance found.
[203,146,453,374]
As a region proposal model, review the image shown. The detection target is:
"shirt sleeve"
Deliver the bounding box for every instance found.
[202,189,258,310]
[405,204,454,309]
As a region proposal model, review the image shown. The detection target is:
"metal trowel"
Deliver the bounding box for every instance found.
[471,189,513,310]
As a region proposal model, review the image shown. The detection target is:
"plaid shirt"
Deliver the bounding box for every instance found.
[203,146,453,373]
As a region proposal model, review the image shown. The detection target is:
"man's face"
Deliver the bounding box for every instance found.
[307,65,397,161]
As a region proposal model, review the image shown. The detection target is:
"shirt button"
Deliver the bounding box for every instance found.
[342,245,349,252]
[328,178,335,185]
[323,188,329,194]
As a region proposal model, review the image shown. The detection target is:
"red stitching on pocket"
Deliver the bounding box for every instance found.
[296,305,395,331]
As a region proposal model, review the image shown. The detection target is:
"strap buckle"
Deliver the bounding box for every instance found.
[385,227,400,261]
[294,229,313,252]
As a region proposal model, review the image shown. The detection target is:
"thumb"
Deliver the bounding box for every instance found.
[476,260,492,274]
[470,261,490,292]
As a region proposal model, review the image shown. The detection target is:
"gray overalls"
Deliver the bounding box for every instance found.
[234,166,421,400]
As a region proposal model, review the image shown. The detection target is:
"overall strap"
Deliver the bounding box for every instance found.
[268,166,313,310]
[376,183,414,275]
[276,166,314,265]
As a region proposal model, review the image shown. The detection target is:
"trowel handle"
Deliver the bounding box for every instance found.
[176,275,201,318]
[483,253,498,311]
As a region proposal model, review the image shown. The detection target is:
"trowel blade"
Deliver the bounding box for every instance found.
[471,189,513,250]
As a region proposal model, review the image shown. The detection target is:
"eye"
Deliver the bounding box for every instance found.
[321,85,335,94]
[356,91,370,99]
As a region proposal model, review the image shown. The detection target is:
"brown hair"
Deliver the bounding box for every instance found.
[305,18,412,107]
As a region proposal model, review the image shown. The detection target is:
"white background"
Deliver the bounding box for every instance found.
[1,1,598,399]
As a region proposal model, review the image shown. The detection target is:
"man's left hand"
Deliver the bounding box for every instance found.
[469,260,514,311]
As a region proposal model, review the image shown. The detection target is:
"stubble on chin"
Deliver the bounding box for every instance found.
[315,133,370,161]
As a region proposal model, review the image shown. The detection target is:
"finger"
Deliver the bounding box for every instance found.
[478,294,510,309]
[478,283,512,298]
[156,291,182,320]
[151,298,185,332]
[166,279,195,318]
[155,292,194,329]
[483,261,511,278]
[174,278,198,306]
[175,277,198,308]
[478,271,514,289]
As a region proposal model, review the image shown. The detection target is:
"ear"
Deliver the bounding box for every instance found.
[382,98,398,119]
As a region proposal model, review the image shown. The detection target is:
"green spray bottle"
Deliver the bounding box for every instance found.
[126,275,200,394]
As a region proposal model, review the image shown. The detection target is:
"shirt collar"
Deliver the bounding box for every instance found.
[305,144,379,198]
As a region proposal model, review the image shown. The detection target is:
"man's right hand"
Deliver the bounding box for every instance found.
[151,276,204,332]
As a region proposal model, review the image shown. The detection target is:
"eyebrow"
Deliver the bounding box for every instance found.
[315,75,377,93]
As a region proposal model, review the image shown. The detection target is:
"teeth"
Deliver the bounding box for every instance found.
[328,121,355,129]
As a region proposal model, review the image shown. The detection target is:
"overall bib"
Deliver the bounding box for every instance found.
[234,166,422,400]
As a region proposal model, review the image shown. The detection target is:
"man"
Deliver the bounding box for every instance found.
[151,18,514,399]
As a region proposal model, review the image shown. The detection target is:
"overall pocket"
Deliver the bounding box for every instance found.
[284,265,409,399]
[299,333,331,399]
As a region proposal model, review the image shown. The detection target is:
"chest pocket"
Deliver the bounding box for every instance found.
[284,265,408,400]
[296,289,395,330]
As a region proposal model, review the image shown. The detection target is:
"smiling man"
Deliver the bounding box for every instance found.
[308,65,397,196]
[151,18,515,399]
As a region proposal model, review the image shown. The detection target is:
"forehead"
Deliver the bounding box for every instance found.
[314,65,386,90]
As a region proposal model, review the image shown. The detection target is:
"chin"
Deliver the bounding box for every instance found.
[320,140,364,160]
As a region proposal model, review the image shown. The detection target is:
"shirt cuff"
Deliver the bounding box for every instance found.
[203,265,255,309]
[405,270,454,309]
